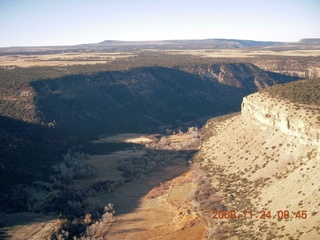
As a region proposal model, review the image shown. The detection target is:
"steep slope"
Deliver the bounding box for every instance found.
[0,115,79,212]
[194,80,320,239]
[31,67,235,136]
[251,59,320,79]
[0,64,300,210]
[179,63,299,92]
[30,65,300,137]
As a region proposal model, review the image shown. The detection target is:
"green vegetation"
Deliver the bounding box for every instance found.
[0,116,82,211]
[0,56,217,124]
[265,78,320,105]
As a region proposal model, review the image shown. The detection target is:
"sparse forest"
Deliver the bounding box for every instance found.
[265,78,320,105]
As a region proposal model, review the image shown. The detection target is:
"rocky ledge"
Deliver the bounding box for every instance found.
[242,92,320,149]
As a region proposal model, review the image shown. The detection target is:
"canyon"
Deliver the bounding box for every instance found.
[1,40,319,239]
[1,78,319,239]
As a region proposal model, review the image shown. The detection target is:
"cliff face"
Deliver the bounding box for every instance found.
[179,63,300,92]
[197,91,320,239]
[242,92,320,148]
[31,67,239,136]
[29,65,300,137]
[252,59,320,79]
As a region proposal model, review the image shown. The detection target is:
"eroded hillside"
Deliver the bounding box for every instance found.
[0,64,300,135]
[252,59,320,79]
[0,64,300,212]
[179,63,301,92]
[194,80,320,239]
[29,64,300,136]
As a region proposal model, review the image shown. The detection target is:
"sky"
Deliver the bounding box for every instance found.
[0,0,319,47]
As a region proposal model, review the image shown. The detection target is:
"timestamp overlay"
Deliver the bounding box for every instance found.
[212,210,308,220]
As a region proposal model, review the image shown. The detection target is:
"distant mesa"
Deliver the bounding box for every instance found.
[1,38,319,52]
[298,38,320,44]
[95,39,282,49]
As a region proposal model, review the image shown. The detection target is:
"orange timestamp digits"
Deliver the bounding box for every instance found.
[212,210,307,220]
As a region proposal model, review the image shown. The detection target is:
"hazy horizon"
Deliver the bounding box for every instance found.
[1,0,320,48]
[1,37,318,49]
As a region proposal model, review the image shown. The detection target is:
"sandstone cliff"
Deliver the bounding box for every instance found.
[252,59,320,79]
[242,92,320,149]
[179,63,300,92]
[196,90,320,239]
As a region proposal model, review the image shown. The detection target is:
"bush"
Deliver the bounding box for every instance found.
[265,78,320,105]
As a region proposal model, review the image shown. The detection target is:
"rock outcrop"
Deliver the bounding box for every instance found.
[196,90,320,239]
[242,92,320,148]
[30,65,300,137]
[179,63,300,92]
[252,59,320,79]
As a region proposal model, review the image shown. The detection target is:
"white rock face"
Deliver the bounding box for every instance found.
[198,92,320,239]
[242,92,320,149]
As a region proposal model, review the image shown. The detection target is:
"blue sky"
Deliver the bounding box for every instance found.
[0,0,319,47]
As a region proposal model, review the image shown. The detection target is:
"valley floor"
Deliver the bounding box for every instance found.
[0,130,205,239]
[0,165,206,240]
[0,212,60,239]
[101,166,205,240]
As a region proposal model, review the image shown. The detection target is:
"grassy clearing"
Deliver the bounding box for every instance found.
[0,52,136,67]
[165,49,320,58]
